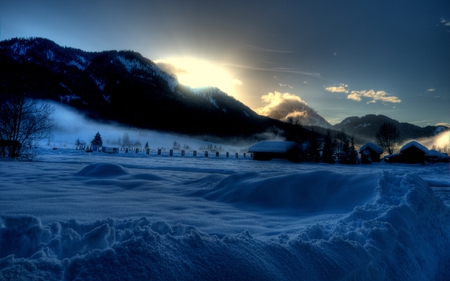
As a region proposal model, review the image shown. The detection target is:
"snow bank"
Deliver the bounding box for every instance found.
[1,171,449,280]
[192,170,377,213]
[75,163,129,177]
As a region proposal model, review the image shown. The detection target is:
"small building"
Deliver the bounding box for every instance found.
[400,141,429,164]
[248,141,300,162]
[384,141,428,164]
[359,143,383,163]
[426,150,450,163]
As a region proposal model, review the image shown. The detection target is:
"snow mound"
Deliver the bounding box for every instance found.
[192,171,377,212]
[1,172,449,280]
[75,163,128,177]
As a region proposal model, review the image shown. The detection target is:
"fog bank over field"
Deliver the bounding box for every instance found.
[49,102,245,151]
[49,102,449,154]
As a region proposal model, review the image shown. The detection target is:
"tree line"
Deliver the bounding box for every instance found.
[289,122,401,164]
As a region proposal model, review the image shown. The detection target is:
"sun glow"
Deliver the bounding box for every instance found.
[155,57,242,98]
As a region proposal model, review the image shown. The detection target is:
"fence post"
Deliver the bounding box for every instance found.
[170,149,173,156]
[205,151,208,157]
[226,152,229,157]
[235,153,238,158]
[181,150,185,156]
[158,149,161,155]
[216,152,219,157]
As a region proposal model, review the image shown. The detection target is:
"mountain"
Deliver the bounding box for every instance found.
[265,106,332,128]
[332,114,448,143]
[1,37,445,145]
[0,37,294,139]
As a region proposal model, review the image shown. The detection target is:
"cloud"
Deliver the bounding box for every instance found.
[347,90,401,104]
[326,84,401,104]
[232,79,243,86]
[439,18,450,27]
[223,63,326,80]
[155,62,187,76]
[239,43,295,54]
[279,83,293,89]
[255,91,320,124]
[325,84,349,93]
[346,92,362,102]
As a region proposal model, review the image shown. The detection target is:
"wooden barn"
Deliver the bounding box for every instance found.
[399,141,429,164]
[384,141,429,164]
[359,142,383,163]
[248,141,300,162]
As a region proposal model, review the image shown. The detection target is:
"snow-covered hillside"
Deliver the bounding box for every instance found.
[1,147,449,280]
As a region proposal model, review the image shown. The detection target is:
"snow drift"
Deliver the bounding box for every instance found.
[1,166,449,280]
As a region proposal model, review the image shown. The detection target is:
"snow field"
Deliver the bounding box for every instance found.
[1,150,450,280]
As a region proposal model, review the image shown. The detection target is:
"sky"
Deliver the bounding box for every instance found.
[1,0,449,126]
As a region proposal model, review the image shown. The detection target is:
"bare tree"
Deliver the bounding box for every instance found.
[0,93,54,160]
[375,122,400,155]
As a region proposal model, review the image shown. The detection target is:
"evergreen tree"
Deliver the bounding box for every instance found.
[144,141,149,149]
[321,130,335,163]
[335,128,348,157]
[348,136,359,164]
[306,134,321,162]
[339,136,359,164]
[122,132,130,148]
[91,132,103,147]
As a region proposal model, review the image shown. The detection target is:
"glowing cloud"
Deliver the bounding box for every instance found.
[255,92,331,127]
[326,84,401,104]
[155,58,242,98]
[348,90,401,104]
[325,84,349,93]
[256,92,308,117]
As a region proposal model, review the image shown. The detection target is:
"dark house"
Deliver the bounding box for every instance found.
[384,141,428,164]
[248,141,300,162]
[359,143,383,163]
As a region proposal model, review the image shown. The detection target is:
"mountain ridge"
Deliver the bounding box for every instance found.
[0,37,285,138]
[0,37,446,144]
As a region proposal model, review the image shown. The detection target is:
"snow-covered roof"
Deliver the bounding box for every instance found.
[426,150,447,158]
[248,141,297,153]
[400,141,429,154]
[359,142,383,154]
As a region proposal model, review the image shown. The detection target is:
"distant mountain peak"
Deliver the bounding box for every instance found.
[333,114,447,143]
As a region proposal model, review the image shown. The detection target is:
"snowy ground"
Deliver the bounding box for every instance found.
[1,145,450,281]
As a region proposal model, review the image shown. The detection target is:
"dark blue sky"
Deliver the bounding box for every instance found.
[1,0,449,125]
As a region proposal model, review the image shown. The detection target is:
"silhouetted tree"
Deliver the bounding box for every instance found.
[347,136,359,164]
[91,131,103,147]
[375,122,400,154]
[306,133,321,162]
[321,130,335,163]
[0,93,54,160]
[335,128,348,156]
[122,132,130,148]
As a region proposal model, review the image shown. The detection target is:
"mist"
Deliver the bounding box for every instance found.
[401,130,450,153]
[48,102,243,152]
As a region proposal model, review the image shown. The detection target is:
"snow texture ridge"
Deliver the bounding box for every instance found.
[74,163,129,177]
[1,170,449,280]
